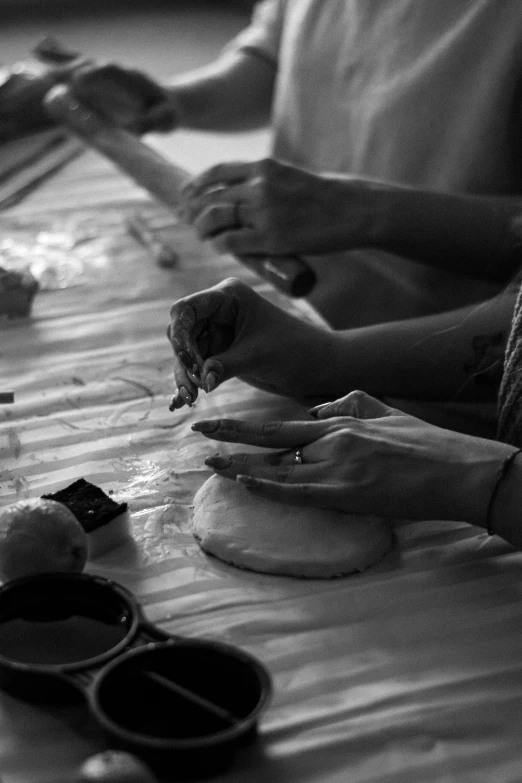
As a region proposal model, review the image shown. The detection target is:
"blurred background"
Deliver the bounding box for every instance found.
[0,0,268,174]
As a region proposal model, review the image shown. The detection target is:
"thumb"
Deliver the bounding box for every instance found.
[200,358,226,393]
[200,339,256,393]
[310,390,407,420]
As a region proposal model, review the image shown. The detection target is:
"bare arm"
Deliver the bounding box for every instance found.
[191,391,522,547]
[69,48,276,134]
[375,184,522,283]
[179,159,522,283]
[167,279,516,409]
[330,287,516,402]
[166,48,276,131]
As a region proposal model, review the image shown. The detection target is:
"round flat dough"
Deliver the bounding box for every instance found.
[191,475,393,579]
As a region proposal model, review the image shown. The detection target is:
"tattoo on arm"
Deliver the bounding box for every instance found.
[463,332,506,388]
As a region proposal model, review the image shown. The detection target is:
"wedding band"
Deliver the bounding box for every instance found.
[294,448,303,464]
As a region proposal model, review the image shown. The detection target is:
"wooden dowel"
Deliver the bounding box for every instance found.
[143,669,239,727]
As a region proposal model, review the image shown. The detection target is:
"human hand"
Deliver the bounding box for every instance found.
[179,157,384,257]
[68,62,177,134]
[192,390,516,526]
[0,63,60,141]
[166,277,337,409]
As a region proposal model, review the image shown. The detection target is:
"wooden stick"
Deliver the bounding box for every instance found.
[0,392,14,404]
[143,669,239,727]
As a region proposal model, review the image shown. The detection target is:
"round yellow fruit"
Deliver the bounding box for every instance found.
[0,498,88,582]
[77,750,157,783]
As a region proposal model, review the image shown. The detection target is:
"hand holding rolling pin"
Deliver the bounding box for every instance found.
[43,80,315,297]
[35,40,177,135]
[178,158,384,259]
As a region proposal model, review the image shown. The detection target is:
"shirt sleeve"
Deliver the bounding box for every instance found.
[222,0,287,68]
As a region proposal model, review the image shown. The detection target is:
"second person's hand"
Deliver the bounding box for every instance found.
[166,278,340,409]
[69,62,177,134]
[191,390,517,526]
[179,158,387,258]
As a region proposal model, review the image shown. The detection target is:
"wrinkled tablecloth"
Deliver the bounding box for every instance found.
[1,152,522,783]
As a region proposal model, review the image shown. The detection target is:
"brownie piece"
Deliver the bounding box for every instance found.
[0,267,39,319]
[42,478,128,533]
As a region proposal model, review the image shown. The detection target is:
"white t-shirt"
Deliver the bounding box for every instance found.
[228,0,522,325]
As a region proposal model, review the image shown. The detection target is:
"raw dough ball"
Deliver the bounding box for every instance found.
[192,475,393,579]
[0,498,88,582]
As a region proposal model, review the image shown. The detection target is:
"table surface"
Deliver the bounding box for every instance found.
[2,150,522,783]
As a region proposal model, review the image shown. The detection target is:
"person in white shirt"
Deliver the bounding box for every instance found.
[70,0,522,327]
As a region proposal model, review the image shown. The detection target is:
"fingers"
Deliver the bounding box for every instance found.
[168,280,242,328]
[236,475,340,509]
[168,302,202,368]
[200,358,225,394]
[167,285,236,409]
[180,182,249,225]
[190,201,238,236]
[169,353,225,410]
[167,280,265,410]
[168,277,250,359]
[191,417,332,447]
[69,63,168,130]
[211,230,265,257]
[182,162,255,201]
[204,454,317,484]
[183,184,268,256]
[167,302,202,409]
[309,390,405,421]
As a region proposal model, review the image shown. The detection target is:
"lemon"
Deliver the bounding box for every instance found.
[0,498,88,582]
[77,750,157,783]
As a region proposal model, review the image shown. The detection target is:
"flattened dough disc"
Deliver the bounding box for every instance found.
[192,475,393,579]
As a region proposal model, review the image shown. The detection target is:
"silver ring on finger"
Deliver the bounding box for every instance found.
[293,447,303,465]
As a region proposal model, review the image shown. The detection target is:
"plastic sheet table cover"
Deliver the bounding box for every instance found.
[2,178,522,783]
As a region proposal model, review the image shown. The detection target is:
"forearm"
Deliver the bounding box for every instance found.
[166,49,275,132]
[373,184,522,283]
[323,290,516,402]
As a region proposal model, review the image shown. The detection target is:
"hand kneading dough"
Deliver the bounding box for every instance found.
[192,475,393,579]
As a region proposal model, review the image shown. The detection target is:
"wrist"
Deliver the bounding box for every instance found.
[329,177,399,251]
[153,89,179,132]
[369,181,411,250]
[487,451,522,547]
[311,329,353,396]
[417,437,519,530]
[286,323,344,398]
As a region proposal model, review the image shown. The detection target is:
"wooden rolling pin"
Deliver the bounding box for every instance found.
[44,84,316,298]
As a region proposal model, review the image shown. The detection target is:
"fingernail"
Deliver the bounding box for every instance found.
[169,390,182,411]
[187,369,201,388]
[192,420,220,433]
[205,371,219,393]
[179,386,193,406]
[205,455,232,469]
[237,474,260,488]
